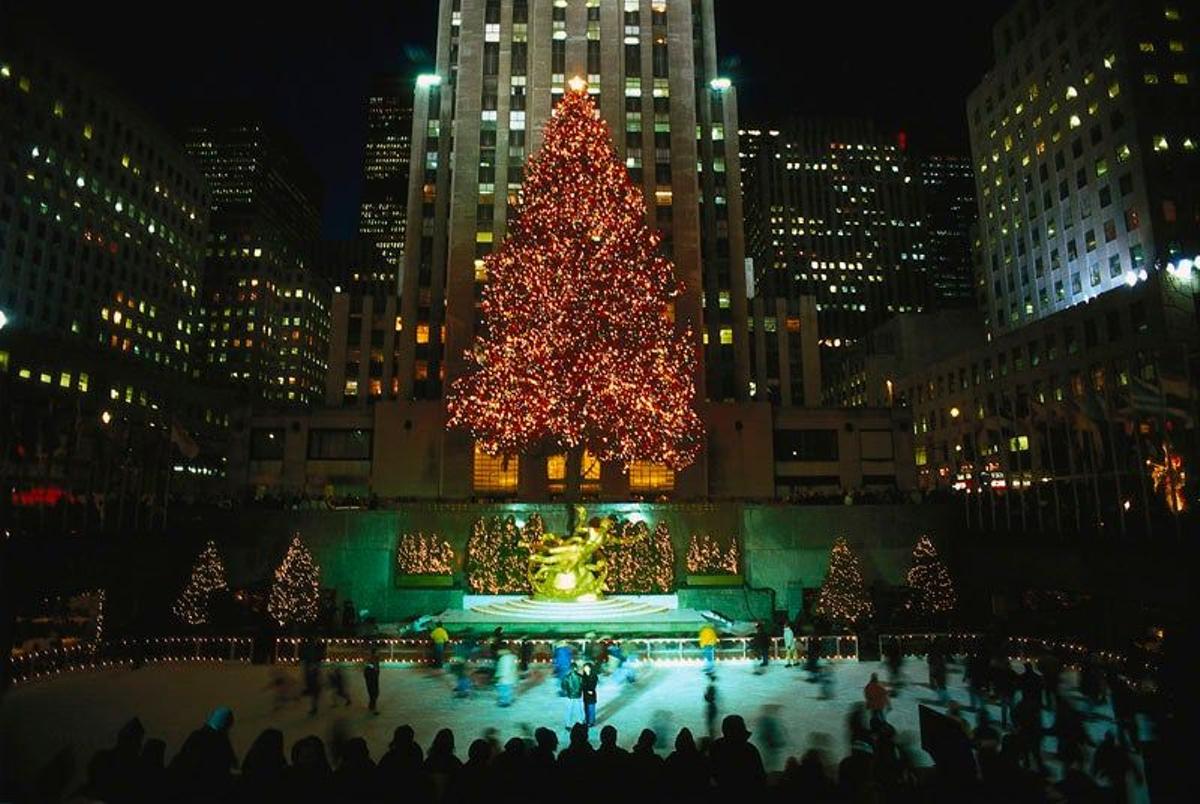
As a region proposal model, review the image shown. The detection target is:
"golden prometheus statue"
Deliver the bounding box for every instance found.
[523,505,642,601]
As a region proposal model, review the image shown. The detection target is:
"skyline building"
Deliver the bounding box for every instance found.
[968,0,1200,337]
[184,119,331,407]
[358,73,413,290]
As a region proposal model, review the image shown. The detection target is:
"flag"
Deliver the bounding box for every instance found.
[1063,396,1103,458]
[170,420,200,459]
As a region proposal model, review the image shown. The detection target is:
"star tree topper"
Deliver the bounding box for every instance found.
[446,78,704,471]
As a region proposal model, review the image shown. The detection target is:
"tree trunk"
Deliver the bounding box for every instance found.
[563,445,584,501]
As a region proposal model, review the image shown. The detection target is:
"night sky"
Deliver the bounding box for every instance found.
[12,1,1010,239]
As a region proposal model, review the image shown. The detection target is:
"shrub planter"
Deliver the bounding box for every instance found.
[396,574,455,588]
[685,574,744,587]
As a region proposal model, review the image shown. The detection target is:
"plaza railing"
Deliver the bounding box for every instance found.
[9,636,254,685]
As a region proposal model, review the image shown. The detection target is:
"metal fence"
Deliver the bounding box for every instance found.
[877,632,1127,667]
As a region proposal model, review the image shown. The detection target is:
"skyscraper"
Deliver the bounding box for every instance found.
[358,73,413,288]
[969,0,1200,338]
[738,120,930,382]
[919,154,978,309]
[396,0,749,497]
[185,119,330,407]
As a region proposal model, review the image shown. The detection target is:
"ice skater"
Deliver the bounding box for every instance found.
[363,648,381,714]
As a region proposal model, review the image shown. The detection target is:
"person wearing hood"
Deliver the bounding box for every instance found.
[239,728,287,803]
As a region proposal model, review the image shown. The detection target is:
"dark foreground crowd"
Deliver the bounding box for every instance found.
[20,681,1151,804]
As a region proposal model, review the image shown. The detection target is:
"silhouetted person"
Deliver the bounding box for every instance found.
[83,716,144,803]
[333,736,377,803]
[239,728,287,803]
[596,724,629,777]
[136,737,167,804]
[1038,651,1062,710]
[1108,672,1140,751]
[424,728,462,802]
[170,706,237,799]
[709,714,766,796]
[362,648,381,713]
[838,738,878,802]
[447,738,494,804]
[529,727,560,802]
[492,736,529,802]
[556,723,596,790]
[377,725,429,803]
[664,727,709,798]
[1052,699,1091,770]
[782,739,834,802]
[928,643,949,704]
[630,728,664,798]
[1018,661,1041,706]
[285,735,332,803]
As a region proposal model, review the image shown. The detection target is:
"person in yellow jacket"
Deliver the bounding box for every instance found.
[699,624,718,673]
[430,622,449,668]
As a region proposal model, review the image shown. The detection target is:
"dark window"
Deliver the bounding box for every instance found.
[773,429,839,461]
[249,428,285,460]
[307,429,372,460]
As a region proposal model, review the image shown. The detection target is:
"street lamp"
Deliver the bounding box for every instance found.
[0,309,8,331]
[949,406,961,419]
[100,410,112,425]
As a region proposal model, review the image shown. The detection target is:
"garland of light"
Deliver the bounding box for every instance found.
[267,534,321,627]
[814,537,873,627]
[445,80,704,474]
[395,532,456,575]
[1147,441,1187,514]
[904,535,957,616]
[172,540,228,625]
[685,532,739,574]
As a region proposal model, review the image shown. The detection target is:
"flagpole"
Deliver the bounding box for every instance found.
[1063,418,1082,532]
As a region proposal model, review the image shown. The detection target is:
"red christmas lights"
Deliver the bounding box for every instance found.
[446,84,704,473]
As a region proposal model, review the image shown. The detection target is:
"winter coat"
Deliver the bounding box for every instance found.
[580,672,598,704]
[561,670,583,698]
[864,680,890,711]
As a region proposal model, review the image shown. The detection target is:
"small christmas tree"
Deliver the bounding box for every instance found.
[446,80,704,492]
[464,514,536,594]
[905,535,957,617]
[815,537,873,628]
[396,533,455,576]
[607,520,675,593]
[268,534,321,627]
[685,532,739,575]
[172,540,227,625]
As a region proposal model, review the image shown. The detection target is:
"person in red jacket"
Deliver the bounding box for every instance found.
[864,672,891,730]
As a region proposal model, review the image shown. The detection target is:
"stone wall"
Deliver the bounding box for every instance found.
[169,502,960,622]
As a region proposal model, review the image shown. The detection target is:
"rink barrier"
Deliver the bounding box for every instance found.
[272,634,860,665]
[876,632,1129,667]
[9,637,254,685]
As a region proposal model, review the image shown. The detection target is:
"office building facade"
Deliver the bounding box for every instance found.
[359,73,413,287]
[185,120,330,407]
[969,0,1200,338]
[738,121,931,388]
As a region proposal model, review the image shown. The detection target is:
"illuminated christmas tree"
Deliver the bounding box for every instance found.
[446,80,704,492]
[814,537,873,628]
[685,532,739,575]
[465,514,536,594]
[268,534,321,627]
[172,540,227,626]
[905,535,957,617]
[608,520,675,593]
[396,533,456,575]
